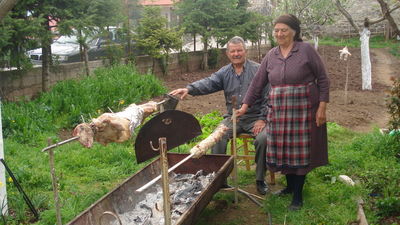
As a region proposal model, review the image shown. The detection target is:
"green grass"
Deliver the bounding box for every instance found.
[319,35,400,58]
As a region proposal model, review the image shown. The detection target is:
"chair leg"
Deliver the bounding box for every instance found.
[243,139,251,171]
[269,170,275,185]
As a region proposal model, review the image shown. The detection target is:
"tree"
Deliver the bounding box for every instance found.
[272,0,337,48]
[0,0,19,21]
[239,12,267,61]
[0,3,42,70]
[134,6,182,75]
[58,0,123,75]
[333,0,400,90]
[176,0,238,70]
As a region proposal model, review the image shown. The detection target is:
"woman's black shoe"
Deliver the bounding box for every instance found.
[273,187,293,196]
[288,202,303,211]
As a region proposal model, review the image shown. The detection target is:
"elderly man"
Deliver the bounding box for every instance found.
[169,36,269,195]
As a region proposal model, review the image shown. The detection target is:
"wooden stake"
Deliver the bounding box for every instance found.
[232,96,238,204]
[151,138,171,225]
[345,59,349,104]
[47,139,62,225]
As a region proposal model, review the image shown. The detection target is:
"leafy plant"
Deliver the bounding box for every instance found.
[386,77,400,131]
[207,48,220,69]
[2,64,166,143]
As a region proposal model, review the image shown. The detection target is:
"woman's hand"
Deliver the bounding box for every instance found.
[235,104,249,118]
[316,102,327,127]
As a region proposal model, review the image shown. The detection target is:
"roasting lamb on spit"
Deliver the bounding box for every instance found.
[73,101,158,148]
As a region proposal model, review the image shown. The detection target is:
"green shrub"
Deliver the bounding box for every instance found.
[2,64,166,143]
[387,77,400,131]
[207,48,220,69]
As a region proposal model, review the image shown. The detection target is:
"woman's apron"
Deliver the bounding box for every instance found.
[266,83,312,169]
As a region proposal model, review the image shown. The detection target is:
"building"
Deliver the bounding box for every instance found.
[139,0,179,27]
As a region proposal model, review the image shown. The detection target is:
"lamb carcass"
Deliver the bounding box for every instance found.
[73,101,158,148]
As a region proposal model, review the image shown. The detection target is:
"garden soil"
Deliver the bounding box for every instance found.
[159,46,400,225]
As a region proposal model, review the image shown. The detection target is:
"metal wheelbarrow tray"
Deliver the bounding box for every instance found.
[67,153,234,225]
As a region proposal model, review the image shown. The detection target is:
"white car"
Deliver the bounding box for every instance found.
[27,28,121,64]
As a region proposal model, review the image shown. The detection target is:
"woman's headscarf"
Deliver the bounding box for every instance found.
[274,14,303,42]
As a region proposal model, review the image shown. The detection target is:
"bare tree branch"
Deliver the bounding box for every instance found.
[333,0,360,32]
[375,0,400,37]
[297,0,313,17]
[0,0,19,21]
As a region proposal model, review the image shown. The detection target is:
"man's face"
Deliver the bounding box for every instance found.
[226,43,246,66]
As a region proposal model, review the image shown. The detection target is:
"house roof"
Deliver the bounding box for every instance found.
[140,0,176,6]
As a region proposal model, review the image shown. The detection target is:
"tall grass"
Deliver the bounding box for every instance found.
[2,64,166,144]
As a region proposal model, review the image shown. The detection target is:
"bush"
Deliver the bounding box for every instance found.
[386,77,400,130]
[207,48,220,69]
[2,64,166,143]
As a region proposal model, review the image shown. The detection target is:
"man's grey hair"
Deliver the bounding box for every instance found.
[227,36,246,51]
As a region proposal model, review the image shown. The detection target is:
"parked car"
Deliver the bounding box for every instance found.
[27,28,123,64]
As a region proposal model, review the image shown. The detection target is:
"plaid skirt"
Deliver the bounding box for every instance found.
[266,83,312,168]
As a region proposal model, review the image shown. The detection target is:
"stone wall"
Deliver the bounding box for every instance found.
[0,46,268,101]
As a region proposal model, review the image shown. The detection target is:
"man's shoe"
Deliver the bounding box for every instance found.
[273,187,293,196]
[256,180,268,195]
[288,202,303,211]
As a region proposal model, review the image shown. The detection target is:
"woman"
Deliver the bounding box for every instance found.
[236,14,330,210]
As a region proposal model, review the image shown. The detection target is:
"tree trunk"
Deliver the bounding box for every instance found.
[376,0,400,38]
[193,33,197,52]
[0,0,18,21]
[257,39,261,62]
[83,45,90,76]
[334,0,360,33]
[41,18,52,92]
[124,0,132,64]
[202,38,208,70]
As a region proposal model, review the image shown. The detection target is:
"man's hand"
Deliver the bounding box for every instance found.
[252,120,266,135]
[169,88,189,100]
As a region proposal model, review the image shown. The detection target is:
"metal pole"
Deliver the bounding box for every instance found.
[0,99,7,216]
[47,139,62,225]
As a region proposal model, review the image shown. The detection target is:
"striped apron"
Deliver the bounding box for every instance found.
[266,83,312,168]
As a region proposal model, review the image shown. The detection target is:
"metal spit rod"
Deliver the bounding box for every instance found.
[135,153,195,193]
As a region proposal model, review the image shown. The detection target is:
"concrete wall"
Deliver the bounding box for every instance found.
[0,46,268,101]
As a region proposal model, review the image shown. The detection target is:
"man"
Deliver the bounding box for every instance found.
[169,36,269,195]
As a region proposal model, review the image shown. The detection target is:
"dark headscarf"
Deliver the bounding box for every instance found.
[274,14,303,42]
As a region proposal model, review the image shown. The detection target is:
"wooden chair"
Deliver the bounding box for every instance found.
[230,133,275,184]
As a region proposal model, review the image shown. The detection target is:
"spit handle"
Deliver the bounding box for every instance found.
[99,211,122,225]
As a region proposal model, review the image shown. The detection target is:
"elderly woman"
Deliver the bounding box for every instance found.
[236,14,330,210]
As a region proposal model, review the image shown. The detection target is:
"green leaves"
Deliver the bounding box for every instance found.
[2,64,166,143]
[134,6,182,60]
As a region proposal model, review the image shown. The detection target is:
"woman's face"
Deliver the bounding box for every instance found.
[274,23,295,47]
